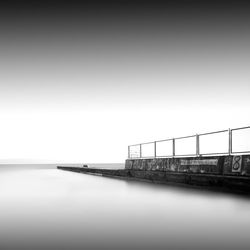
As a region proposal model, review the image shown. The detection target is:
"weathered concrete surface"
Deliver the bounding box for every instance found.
[125,155,250,176]
[58,155,250,194]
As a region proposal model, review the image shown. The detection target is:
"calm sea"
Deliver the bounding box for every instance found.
[0,164,250,250]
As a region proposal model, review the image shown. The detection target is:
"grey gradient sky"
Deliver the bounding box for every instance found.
[0,1,250,163]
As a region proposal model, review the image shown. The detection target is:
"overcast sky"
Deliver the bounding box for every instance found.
[0,1,250,163]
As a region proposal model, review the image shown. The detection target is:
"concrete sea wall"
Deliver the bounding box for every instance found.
[58,154,250,194]
[125,155,250,176]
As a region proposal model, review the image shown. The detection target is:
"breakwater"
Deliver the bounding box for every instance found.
[58,154,250,194]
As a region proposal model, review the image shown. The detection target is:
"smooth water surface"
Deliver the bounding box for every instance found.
[0,166,250,250]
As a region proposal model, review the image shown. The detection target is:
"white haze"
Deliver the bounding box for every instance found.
[1,168,250,250]
[0,10,250,163]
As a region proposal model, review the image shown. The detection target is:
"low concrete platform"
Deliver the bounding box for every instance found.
[57,164,250,195]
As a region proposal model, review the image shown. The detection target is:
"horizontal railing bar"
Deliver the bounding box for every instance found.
[128,152,250,159]
[129,141,155,146]
[199,129,228,136]
[174,155,197,158]
[129,144,141,147]
[140,141,155,145]
[155,138,173,143]
[174,154,197,157]
[174,134,197,140]
[231,126,250,131]
[156,155,174,158]
[231,150,250,154]
[130,152,250,159]
[199,152,228,155]
[138,156,156,159]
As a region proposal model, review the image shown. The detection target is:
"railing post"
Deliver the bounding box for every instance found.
[172,138,175,157]
[229,128,232,155]
[196,134,200,157]
[139,144,142,158]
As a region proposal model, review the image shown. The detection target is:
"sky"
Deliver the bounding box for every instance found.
[0,0,250,163]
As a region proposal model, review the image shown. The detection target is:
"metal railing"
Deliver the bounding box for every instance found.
[128,126,250,159]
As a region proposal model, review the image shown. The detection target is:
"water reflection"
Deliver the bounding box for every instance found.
[0,166,250,250]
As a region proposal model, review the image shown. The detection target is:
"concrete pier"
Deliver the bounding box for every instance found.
[58,154,250,194]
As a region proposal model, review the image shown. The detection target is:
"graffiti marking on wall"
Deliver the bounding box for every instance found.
[180,159,218,166]
[232,155,242,172]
